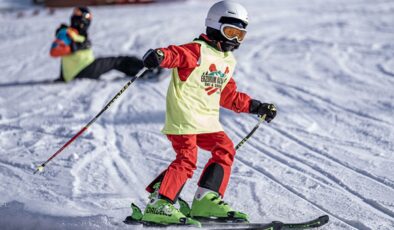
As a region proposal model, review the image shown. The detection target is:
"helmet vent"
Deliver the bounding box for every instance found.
[227,11,236,14]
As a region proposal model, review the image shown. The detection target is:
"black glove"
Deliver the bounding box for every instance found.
[249,99,277,123]
[143,49,164,69]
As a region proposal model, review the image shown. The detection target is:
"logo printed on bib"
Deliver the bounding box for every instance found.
[200,64,230,95]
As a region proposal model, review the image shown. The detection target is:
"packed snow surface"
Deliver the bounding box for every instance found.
[0,0,393,229]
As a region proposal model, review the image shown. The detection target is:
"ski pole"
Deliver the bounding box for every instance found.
[235,114,267,150]
[33,67,148,175]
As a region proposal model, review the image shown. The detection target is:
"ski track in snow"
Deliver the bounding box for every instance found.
[0,0,394,229]
[227,121,393,229]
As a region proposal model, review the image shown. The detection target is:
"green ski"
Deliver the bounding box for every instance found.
[124,203,329,229]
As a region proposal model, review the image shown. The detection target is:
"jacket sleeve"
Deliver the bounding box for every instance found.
[220,78,251,113]
[159,43,201,69]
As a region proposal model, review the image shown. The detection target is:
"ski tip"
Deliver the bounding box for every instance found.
[319,215,330,224]
[123,216,140,225]
[272,221,284,230]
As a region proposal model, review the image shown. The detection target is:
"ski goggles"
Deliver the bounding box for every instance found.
[220,24,247,43]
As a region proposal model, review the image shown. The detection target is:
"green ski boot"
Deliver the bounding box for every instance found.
[190,190,248,222]
[142,198,201,227]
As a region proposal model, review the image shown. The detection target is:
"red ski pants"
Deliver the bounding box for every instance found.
[146,131,236,202]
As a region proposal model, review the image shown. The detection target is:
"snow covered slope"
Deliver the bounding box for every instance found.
[0,0,393,229]
[0,0,32,10]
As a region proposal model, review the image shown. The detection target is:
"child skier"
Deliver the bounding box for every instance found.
[140,1,276,226]
[50,7,160,82]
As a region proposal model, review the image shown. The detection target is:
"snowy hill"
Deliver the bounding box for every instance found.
[0,0,393,229]
[0,0,32,10]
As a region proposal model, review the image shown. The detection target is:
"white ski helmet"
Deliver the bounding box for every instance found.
[205,1,249,31]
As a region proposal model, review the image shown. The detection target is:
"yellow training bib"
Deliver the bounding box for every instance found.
[162,41,236,134]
